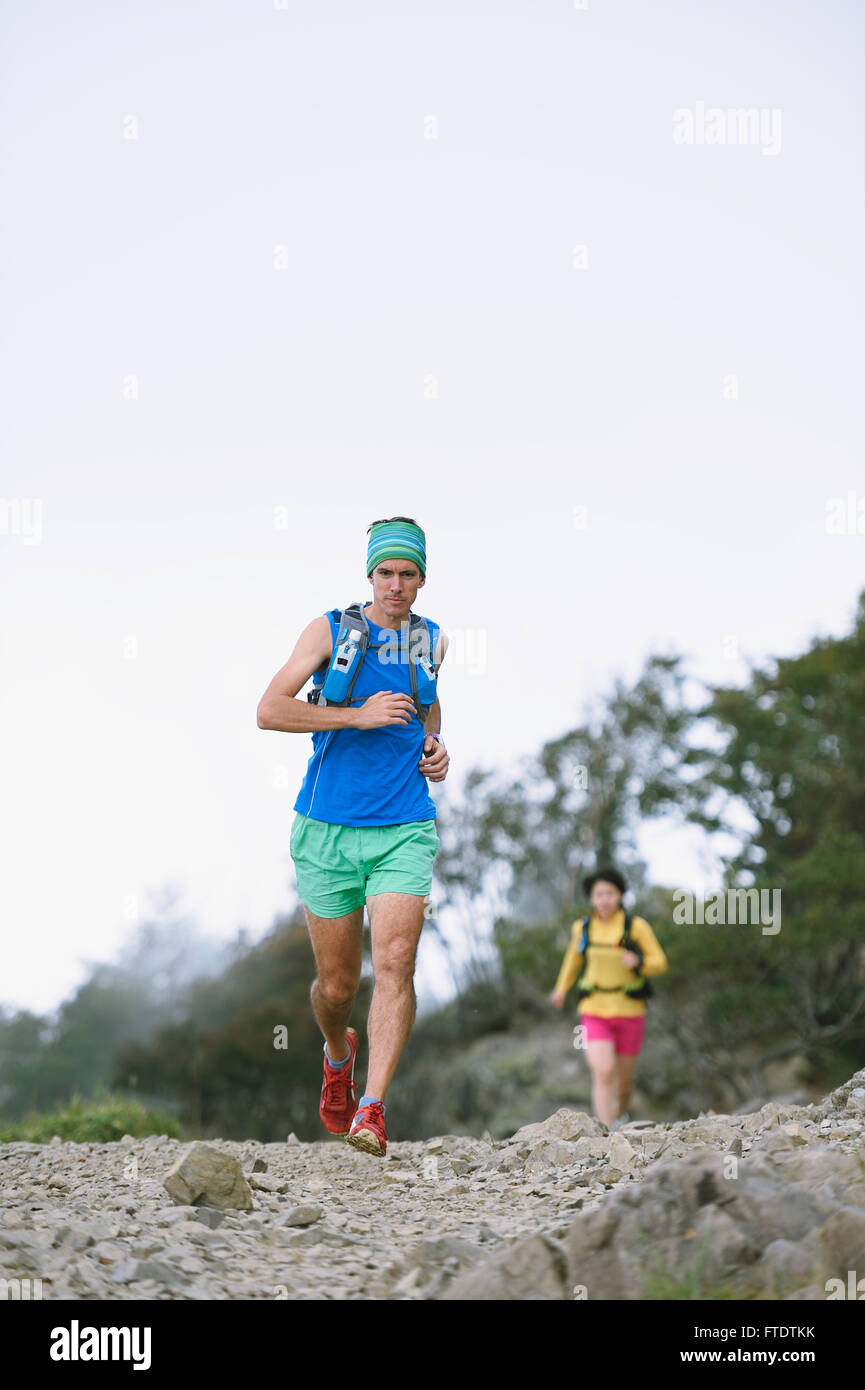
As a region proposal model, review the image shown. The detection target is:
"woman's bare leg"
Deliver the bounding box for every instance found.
[586,1039,618,1126]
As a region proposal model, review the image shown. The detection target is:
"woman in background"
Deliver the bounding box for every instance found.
[550,868,667,1129]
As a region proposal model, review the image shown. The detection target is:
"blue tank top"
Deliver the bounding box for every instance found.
[293,606,439,827]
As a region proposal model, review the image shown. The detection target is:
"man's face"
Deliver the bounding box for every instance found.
[368,558,425,615]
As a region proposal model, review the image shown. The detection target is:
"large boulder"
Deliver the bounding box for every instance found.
[441,1234,570,1300]
[566,1147,865,1299]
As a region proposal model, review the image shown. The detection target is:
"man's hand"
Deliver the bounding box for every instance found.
[418,735,449,782]
[549,988,566,1010]
[621,950,641,970]
[353,691,416,729]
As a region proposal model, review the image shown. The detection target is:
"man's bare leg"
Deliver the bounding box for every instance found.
[363,892,426,1100]
[302,903,364,1060]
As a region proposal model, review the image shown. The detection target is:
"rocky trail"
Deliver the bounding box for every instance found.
[2,1069,864,1300]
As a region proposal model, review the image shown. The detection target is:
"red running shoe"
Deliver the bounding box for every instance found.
[319,1028,359,1135]
[345,1099,387,1157]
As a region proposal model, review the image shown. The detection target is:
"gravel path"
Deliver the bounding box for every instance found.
[2,1076,863,1300]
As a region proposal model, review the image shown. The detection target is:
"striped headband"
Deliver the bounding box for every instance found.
[366,520,427,577]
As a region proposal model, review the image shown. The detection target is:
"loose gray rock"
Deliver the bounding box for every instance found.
[277,1205,322,1228]
[508,1109,604,1145]
[193,1208,226,1230]
[607,1133,638,1173]
[162,1143,253,1211]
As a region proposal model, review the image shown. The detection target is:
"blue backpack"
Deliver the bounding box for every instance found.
[307,602,438,724]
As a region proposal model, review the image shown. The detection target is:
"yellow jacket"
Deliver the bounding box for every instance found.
[554,908,668,1017]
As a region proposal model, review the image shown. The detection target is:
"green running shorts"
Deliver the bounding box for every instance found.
[289,812,439,918]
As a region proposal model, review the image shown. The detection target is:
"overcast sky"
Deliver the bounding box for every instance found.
[2,0,863,1016]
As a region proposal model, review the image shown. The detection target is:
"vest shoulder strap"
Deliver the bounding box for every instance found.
[407,613,438,721]
[578,915,591,954]
[621,911,633,947]
[579,912,633,953]
[316,602,370,707]
[313,604,439,718]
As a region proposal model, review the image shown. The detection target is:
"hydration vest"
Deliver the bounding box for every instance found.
[306,602,439,724]
[574,913,654,1002]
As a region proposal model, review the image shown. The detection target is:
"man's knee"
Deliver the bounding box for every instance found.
[312,975,357,1010]
[373,946,418,987]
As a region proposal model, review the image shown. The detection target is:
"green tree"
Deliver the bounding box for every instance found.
[670,590,865,1089]
[434,654,695,990]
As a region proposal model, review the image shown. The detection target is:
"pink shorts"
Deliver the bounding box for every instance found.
[581,1013,646,1056]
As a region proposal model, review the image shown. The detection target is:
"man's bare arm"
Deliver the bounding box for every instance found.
[257,615,416,733]
[256,616,349,732]
[423,698,442,737]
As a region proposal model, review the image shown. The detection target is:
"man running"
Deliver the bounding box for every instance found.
[256,517,449,1156]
